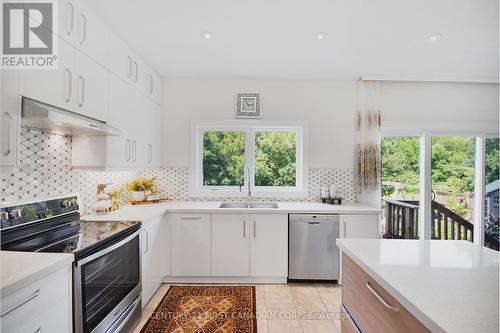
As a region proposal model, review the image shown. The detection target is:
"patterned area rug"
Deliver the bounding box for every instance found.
[140,286,256,333]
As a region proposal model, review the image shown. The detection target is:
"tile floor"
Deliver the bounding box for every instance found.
[132,283,342,333]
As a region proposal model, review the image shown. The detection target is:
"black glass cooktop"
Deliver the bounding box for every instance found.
[1,195,141,259]
[46,220,141,258]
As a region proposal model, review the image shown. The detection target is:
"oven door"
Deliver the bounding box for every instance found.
[74,230,141,333]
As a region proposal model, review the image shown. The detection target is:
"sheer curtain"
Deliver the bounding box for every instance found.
[355,80,381,193]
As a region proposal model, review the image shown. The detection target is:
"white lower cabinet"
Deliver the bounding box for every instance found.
[141,215,168,307]
[340,214,379,239]
[212,214,250,276]
[210,213,288,278]
[338,213,379,284]
[170,213,211,276]
[0,265,72,333]
[249,214,288,277]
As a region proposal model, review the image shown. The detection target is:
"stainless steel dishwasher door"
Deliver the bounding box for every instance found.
[288,214,339,280]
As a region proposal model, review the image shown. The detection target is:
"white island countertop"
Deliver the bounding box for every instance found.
[1,251,74,296]
[81,201,380,222]
[336,239,499,333]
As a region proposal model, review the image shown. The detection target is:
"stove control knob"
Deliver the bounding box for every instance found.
[61,200,70,208]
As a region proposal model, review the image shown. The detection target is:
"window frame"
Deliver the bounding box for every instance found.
[191,122,306,198]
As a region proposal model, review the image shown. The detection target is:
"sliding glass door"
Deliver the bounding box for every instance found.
[431,136,475,241]
[381,134,499,250]
[484,138,499,250]
[381,136,420,239]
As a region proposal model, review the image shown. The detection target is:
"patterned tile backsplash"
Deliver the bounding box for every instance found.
[1,128,356,214]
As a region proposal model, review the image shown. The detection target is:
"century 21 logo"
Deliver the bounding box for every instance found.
[2,2,53,54]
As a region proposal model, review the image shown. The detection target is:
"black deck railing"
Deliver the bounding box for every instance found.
[384,199,499,250]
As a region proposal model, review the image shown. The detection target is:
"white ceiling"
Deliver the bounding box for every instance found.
[86,0,499,79]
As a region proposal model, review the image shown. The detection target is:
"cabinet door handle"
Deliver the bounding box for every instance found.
[180,216,202,220]
[125,139,130,162]
[34,328,41,333]
[1,289,40,317]
[127,56,132,78]
[253,217,256,238]
[3,112,12,157]
[365,282,399,312]
[149,76,154,94]
[143,229,149,254]
[78,75,85,107]
[133,61,138,82]
[243,217,246,238]
[64,69,72,102]
[132,140,136,161]
[343,220,347,237]
[148,144,152,163]
[67,2,74,36]
[79,14,87,44]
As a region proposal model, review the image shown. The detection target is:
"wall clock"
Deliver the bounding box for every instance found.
[235,92,261,118]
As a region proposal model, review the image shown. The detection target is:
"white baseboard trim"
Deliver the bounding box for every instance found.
[162,276,287,284]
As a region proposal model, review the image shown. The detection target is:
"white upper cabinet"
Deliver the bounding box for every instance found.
[139,64,162,105]
[74,1,112,67]
[19,37,75,111]
[57,0,111,67]
[19,38,108,122]
[74,50,108,121]
[1,70,20,170]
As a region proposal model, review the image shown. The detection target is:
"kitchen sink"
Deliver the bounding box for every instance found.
[249,203,278,208]
[219,202,251,208]
[219,202,278,209]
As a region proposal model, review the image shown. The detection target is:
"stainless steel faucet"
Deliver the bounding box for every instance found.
[239,166,252,199]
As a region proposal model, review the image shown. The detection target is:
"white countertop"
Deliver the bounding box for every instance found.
[336,239,500,333]
[81,201,380,222]
[0,251,74,296]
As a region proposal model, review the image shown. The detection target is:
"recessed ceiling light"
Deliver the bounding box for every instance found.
[202,32,212,40]
[427,34,442,41]
[315,32,326,40]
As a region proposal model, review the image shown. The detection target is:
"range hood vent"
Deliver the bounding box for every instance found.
[21,97,121,137]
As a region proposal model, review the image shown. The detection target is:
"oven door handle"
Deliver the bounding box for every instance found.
[76,230,141,267]
[104,295,141,333]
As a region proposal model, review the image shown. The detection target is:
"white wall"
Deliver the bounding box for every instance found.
[381,81,499,133]
[162,78,499,169]
[163,78,358,169]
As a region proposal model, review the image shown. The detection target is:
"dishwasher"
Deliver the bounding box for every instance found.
[288,214,339,281]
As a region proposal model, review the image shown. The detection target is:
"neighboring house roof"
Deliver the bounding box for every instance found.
[486,180,500,195]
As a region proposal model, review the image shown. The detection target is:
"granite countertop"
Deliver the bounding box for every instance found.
[336,239,500,333]
[0,251,74,296]
[81,201,380,222]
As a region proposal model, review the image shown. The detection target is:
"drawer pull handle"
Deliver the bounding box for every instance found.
[1,289,40,317]
[180,217,202,220]
[365,282,399,313]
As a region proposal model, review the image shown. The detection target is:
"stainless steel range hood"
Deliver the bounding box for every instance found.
[21,97,121,136]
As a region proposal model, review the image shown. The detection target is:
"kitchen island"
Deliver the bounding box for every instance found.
[336,239,499,333]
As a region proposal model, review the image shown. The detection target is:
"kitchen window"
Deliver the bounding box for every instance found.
[192,125,304,196]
